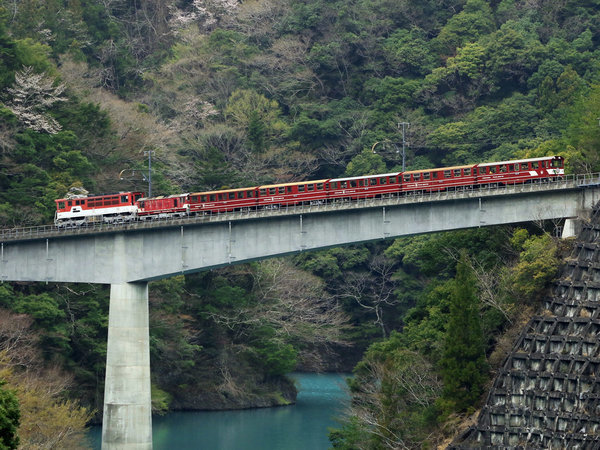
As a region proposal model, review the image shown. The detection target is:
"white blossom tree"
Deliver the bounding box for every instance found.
[4,66,67,134]
[169,0,239,32]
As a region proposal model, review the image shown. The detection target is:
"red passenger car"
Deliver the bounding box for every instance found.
[400,165,476,193]
[257,180,329,207]
[476,156,564,186]
[328,173,401,200]
[188,187,259,213]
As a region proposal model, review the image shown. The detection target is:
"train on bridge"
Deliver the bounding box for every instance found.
[54,155,564,227]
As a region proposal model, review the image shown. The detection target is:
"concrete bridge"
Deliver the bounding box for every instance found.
[1,174,600,449]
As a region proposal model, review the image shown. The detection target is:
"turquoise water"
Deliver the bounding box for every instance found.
[89,373,350,449]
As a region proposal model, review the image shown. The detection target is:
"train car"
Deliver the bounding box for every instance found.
[55,191,144,226]
[400,165,477,193]
[328,173,401,200]
[188,187,259,214]
[476,156,564,186]
[136,194,189,219]
[257,180,329,207]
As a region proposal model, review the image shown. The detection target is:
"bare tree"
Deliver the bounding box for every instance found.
[338,255,398,338]
[201,260,350,368]
[347,351,442,449]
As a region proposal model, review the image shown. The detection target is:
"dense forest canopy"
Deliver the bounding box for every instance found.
[0,0,598,447]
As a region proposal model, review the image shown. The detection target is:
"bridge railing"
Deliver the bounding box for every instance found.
[1,173,598,242]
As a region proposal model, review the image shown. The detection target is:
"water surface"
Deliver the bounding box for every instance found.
[89,372,350,450]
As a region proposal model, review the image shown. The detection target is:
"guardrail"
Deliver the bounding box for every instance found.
[1,173,599,242]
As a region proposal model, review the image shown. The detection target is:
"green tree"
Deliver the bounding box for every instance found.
[438,252,487,415]
[432,0,495,56]
[344,149,386,176]
[509,230,559,302]
[0,380,19,450]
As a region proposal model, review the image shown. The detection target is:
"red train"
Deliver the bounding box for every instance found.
[54,156,564,227]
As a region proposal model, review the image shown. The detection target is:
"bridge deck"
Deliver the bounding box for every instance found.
[2,173,599,243]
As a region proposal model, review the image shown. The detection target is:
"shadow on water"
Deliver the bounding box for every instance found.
[89,372,350,450]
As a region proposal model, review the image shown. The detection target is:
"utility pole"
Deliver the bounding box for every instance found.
[143,150,155,197]
[398,122,409,172]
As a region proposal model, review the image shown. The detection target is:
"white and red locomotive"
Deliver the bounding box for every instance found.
[54,156,564,227]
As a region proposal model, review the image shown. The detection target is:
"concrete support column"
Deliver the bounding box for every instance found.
[102,282,152,449]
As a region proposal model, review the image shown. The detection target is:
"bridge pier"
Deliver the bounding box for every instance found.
[102,282,152,449]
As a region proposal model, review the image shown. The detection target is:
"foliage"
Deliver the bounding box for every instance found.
[0,380,19,450]
[438,252,488,415]
[336,336,441,448]
[509,230,559,302]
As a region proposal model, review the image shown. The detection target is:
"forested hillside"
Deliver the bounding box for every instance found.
[0,0,599,447]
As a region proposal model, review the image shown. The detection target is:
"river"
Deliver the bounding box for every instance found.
[88,372,350,449]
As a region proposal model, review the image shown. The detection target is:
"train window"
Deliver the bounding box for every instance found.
[520,163,528,170]
[260,189,267,196]
[287,186,293,193]
[330,182,338,189]
[68,201,72,207]
[499,165,507,173]
[370,178,377,186]
[298,185,305,192]
[464,168,471,176]
[229,192,235,199]
[403,174,410,182]
[307,184,314,191]
[380,177,387,185]
[444,170,451,178]
[414,173,420,181]
[350,181,356,188]
[269,188,276,195]
[358,180,364,187]
[199,196,206,202]
[248,191,254,198]
[278,187,284,194]
[317,183,324,190]
[210,194,216,201]
[454,169,461,177]
[490,166,497,174]
[423,172,430,180]
[340,181,347,188]
[389,177,396,184]
[121,195,128,203]
[58,201,65,209]
[552,159,561,167]
[139,201,145,208]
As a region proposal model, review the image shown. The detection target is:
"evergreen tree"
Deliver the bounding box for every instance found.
[438,251,488,415]
[0,380,19,450]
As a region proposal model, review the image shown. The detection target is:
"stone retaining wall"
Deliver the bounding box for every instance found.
[453,205,600,449]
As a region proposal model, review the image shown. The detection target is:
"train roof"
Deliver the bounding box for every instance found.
[477,156,562,167]
[329,173,401,182]
[403,165,474,174]
[189,187,257,196]
[138,193,188,201]
[55,191,144,202]
[259,179,330,189]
